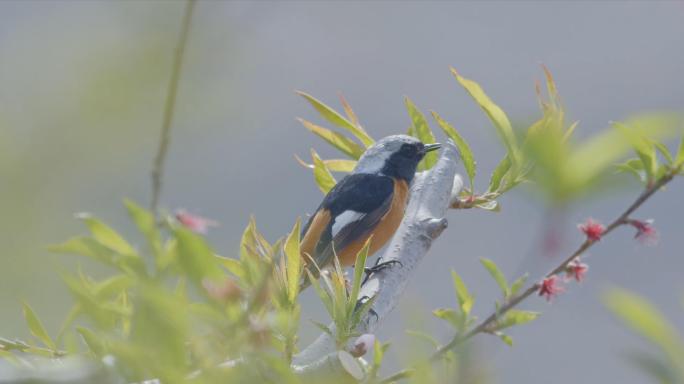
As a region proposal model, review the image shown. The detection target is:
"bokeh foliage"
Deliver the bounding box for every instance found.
[2,68,683,383]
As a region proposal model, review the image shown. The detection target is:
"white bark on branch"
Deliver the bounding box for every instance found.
[293,142,462,370]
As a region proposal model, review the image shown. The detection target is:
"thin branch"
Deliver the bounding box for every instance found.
[150,0,196,215]
[384,165,680,381]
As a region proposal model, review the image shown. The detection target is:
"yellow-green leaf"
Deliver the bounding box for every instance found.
[654,142,674,165]
[76,213,136,255]
[494,310,540,330]
[510,274,528,296]
[488,156,512,193]
[284,218,302,303]
[311,149,337,194]
[349,238,372,314]
[675,134,684,167]
[432,111,476,189]
[174,228,224,284]
[298,118,365,159]
[216,255,245,279]
[451,67,520,166]
[405,97,438,169]
[124,199,161,255]
[604,288,684,359]
[297,91,373,146]
[295,155,356,173]
[76,327,106,356]
[433,308,464,330]
[450,270,474,315]
[480,258,509,296]
[339,93,361,129]
[23,303,56,350]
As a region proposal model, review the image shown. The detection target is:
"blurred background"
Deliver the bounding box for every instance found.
[1,1,683,383]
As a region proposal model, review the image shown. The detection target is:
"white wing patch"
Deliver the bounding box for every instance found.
[331,210,365,237]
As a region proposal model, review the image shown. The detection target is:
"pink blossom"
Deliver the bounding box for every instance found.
[627,219,659,246]
[578,218,605,242]
[538,275,565,302]
[175,210,218,234]
[565,258,589,283]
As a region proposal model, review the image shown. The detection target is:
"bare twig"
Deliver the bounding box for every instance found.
[150,0,196,215]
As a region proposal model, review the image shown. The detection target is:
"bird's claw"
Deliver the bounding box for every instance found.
[362,258,403,285]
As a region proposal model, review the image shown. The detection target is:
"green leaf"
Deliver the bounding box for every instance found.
[339,93,360,128]
[603,288,684,359]
[510,274,528,296]
[174,228,224,284]
[615,158,647,183]
[349,238,371,313]
[311,149,337,194]
[497,332,513,347]
[309,320,334,337]
[493,310,540,331]
[76,327,106,357]
[216,255,245,279]
[373,340,387,365]
[297,91,374,147]
[93,275,133,300]
[23,303,56,350]
[676,134,684,167]
[613,122,658,183]
[488,156,512,193]
[432,111,476,189]
[295,155,357,173]
[450,270,474,315]
[654,142,674,165]
[433,308,464,330]
[451,67,520,166]
[298,118,365,159]
[76,213,136,256]
[306,270,334,318]
[405,97,438,169]
[284,218,302,303]
[480,258,509,297]
[124,199,161,254]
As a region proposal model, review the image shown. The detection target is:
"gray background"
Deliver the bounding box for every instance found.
[1,1,683,382]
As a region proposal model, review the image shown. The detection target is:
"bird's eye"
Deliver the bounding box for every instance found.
[400,144,417,157]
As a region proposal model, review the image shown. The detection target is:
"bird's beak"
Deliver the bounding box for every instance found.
[422,143,442,153]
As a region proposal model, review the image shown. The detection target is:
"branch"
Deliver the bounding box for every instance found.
[292,142,462,371]
[385,164,681,380]
[150,0,196,215]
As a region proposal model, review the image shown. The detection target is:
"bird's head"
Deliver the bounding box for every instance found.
[353,135,441,182]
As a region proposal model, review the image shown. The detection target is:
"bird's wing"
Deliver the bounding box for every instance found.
[301,173,395,272]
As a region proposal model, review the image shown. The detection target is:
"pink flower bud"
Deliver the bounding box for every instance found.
[350,334,375,357]
[175,209,218,234]
[565,258,589,283]
[538,275,565,302]
[627,219,659,246]
[578,218,605,242]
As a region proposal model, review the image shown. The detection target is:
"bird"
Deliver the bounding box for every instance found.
[299,135,441,287]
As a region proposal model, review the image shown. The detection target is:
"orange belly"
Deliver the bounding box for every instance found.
[337,179,409,266]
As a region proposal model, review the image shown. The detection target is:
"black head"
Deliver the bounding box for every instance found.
[353,135,441,182]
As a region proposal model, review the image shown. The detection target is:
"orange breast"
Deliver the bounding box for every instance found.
[337,179,409,266]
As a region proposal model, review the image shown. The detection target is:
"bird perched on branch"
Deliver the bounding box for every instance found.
[300,135,441,287]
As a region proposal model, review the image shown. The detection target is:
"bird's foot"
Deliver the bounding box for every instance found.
[362,258,403,285]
